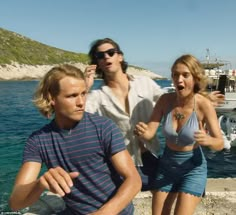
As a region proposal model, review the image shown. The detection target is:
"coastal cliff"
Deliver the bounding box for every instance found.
[0,27,164,80]
[0,62,164,80]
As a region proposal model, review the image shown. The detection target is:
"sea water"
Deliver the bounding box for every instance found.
[0,79,235,212]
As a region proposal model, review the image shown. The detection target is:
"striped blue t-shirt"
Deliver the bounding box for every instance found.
[23,112,134,214]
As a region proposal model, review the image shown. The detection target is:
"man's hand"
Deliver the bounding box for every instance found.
[84,65,97,91]
[208,91,225,107]
[39,166,79,197]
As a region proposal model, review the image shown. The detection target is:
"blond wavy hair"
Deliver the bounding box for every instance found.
[171,54,208,95]
[33,64,85,118]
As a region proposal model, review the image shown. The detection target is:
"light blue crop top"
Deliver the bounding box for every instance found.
[162,98,199,146]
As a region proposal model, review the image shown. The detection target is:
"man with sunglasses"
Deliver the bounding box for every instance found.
[85,38,225,196]
[85,38,163,194]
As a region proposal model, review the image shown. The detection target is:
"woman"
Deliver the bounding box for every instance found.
[135,54,224,215]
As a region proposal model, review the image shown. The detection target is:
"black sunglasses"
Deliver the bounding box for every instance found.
[95,48,119,60]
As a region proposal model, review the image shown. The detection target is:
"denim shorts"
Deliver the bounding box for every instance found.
[136,151,160,191]
[152,146,207,197]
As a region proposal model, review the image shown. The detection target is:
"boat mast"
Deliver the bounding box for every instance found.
[206,48,210,64]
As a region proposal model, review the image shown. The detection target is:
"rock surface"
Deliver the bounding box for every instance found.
[0,63,163,80]
[133,178,236,215]
[21,178,236,215]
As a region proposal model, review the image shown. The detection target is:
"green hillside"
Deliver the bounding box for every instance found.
[0,27,89,65]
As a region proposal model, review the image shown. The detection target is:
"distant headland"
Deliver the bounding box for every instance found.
[0,62,165,81]
[0,27,165,80]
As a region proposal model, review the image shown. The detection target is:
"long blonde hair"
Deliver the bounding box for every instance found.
[33,64,85,118]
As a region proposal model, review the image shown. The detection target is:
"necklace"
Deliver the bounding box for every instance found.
[174,112,185,120]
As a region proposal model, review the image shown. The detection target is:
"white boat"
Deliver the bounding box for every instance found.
[211,78,236,149]
[206,72,236,113]
[218,114,236,149]
[202,51,236,149]
[162,83,175,93]
[202,49,236,113]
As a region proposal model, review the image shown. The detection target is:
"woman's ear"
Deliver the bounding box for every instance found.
[48,94,55,106]
[50,100,55,106]
[119,54,123,63]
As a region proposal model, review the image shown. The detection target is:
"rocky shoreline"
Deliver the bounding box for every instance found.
[0,63,164,80]
[133,191,236,215]
[21,178,236,215]
[134,178,236,215]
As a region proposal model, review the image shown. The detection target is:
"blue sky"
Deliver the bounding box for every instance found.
[1,0,236,78]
